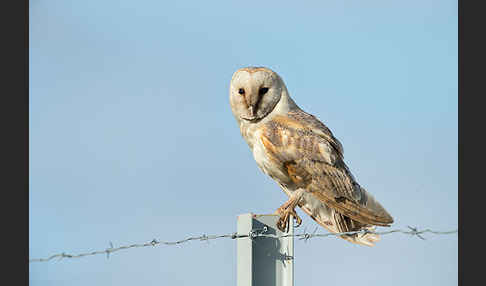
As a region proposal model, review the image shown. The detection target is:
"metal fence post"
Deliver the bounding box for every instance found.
[237,213,294,286]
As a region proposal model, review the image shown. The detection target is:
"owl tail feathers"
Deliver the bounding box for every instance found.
[298,196,383,246]
[299,204,381,246]
[340,226,380,247]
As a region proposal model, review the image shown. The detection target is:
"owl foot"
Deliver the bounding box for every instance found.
[275,190,305,233]
[275,207,302,233]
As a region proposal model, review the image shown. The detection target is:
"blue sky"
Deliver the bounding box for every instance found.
[30,1,457,285]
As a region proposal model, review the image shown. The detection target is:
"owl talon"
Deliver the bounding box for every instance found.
[294,214,302,227]
[275,206,302,233]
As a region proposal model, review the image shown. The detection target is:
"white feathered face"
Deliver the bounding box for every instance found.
[229,67,284,123]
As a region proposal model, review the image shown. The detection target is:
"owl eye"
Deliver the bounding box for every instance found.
[238,88,245,95]
[259,87,269,95]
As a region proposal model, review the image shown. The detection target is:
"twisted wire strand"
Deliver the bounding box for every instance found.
[29,226,457,263]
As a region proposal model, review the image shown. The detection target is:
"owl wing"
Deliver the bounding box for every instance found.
[260,111,393,226]
[286,109,344,157]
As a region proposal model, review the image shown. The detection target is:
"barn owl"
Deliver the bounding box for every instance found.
[229,66,393,246]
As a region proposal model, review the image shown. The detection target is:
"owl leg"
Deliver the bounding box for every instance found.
[275,189,305,233]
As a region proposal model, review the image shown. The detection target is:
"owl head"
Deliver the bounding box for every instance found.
[229,66,296,124]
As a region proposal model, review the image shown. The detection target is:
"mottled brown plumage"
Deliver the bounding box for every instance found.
[261,112,393,226]
[229,66,393,246]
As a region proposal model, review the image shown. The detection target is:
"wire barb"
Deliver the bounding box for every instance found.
[29,226,457,263]
[407,226,426,240]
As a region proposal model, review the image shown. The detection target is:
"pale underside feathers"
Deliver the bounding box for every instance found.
[229,66,393,246]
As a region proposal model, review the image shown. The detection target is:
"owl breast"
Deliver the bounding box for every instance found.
[251,128,295,188]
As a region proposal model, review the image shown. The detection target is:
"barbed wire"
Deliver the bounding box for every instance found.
[29,225,457,263]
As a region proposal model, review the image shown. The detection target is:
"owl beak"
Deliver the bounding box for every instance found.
[248,105,255,117]
[241,106,261,122]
